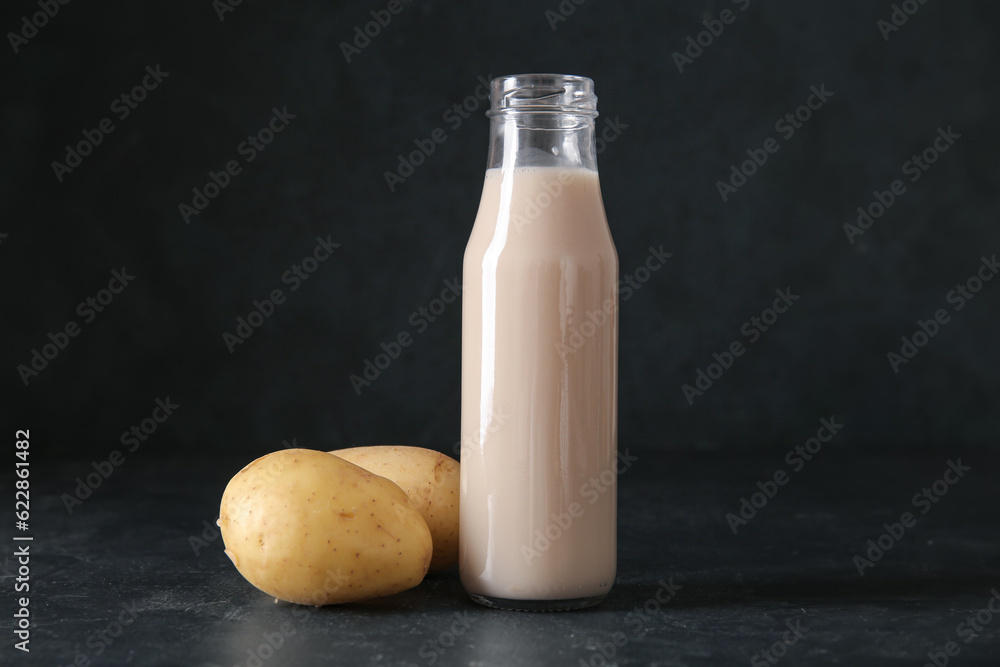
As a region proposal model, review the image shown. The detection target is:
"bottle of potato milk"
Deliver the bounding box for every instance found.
[460,74,618,610]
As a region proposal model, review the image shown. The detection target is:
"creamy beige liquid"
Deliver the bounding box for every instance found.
[460,166,618,601]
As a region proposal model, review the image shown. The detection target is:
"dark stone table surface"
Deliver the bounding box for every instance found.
[5,449,999,666]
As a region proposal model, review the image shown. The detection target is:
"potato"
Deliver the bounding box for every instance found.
[219,448,432,605]
[329,446,459,572]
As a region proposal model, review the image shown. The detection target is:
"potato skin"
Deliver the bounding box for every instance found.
[329,446,459,572]
[219,449,432,605]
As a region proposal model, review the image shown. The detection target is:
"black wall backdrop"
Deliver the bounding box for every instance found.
[3,0,999,464]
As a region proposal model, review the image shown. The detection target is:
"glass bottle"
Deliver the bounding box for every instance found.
[460,74,618,611]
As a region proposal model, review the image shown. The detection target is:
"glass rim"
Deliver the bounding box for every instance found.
[487,73,598,117]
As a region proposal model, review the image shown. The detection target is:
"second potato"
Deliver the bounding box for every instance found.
[330,446,459,572]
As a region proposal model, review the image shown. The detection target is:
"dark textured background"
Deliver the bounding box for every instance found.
[3,0,999,462]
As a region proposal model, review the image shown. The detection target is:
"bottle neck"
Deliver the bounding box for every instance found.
[486,114,598,171]
[485,74,599,172]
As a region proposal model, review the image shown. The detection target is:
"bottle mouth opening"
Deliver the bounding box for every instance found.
[486,73,598,117]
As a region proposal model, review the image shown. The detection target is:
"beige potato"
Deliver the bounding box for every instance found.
[219,448,432,605]
[330,446,459,572]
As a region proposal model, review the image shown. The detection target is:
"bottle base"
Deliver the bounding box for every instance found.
[468,592,609,612]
